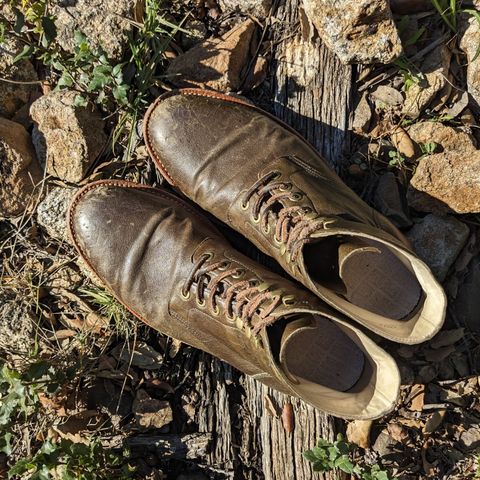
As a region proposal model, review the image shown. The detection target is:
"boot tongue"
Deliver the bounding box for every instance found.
[279,316,365,392]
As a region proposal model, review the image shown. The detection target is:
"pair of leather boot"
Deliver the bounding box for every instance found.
[68,89,446,419]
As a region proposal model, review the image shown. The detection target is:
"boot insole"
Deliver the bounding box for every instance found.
[338,240,422,320]
[280,315,365,392]
[304,237,422,320]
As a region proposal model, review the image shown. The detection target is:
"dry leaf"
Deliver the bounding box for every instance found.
[169,338,183,358]
[112,341,163,369]
[409,384,425,411]
[346,419,372,449]
[282,402,294,434]
[423,410,446,435]
[264,394,280,418]
[49,329,76,340]
[398,417,424,429]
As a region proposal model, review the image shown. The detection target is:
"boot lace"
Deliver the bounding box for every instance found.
[181,253,286,336]
[241,171,326,262]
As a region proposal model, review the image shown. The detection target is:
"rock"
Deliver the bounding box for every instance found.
[371,85,404,108]
[37,186,77,241]
[374,173,412,228]
[47,263,83,291]
[406,214,469,281]
[352,93,371,134]
[390,127,415,160]
[0,299,38,358]
[0,118,42,217]
[218,0,272,17]
[409,150,480,214]
[167,20,256,92]
[302,0,402,64]
[0,35,39,118]
[52,0,141,61]
[407,121,476,154]
[460,11,480,106]
[402,45,451,118]
[30,91,107,182]
[372,430,398,458]
[133,390,173,430]
[346,420,372,449]
[460,426,480,450]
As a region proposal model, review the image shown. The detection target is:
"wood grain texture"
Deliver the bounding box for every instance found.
[168,1,354,478]
[271,0,353,169]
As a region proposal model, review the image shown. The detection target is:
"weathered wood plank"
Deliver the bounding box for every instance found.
[168,1,354,478]
[271,0,353,169]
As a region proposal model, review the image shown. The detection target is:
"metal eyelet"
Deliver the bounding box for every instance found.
[211,305,220,316]
[180,290,190,300]
[217,261,230,271]
[196,298,206,308]
[290,192,303,201]
[279,183,292,192]
[252,214,261,224]
[241,200,249,210]
[263,223,271,234]
[282,295,296,306]
[273,235,283,245]
[226,311,236,323]
[232,269,245,279]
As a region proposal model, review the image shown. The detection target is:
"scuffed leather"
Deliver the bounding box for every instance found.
[144,90,446,343]
[69,181,326,392]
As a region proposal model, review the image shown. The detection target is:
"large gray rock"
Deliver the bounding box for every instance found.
[407,214,469,281]
[30,91,107,183]
[218,0,272,17]
[0,35,39,118]
[302,0,402,64]
[52,0,141,61]
[0,118,42,217]
[408,149,480,214]
[167,20,256,92]
[37,186,77,241]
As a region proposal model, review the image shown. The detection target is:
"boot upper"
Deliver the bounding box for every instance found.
[144,89,446,344]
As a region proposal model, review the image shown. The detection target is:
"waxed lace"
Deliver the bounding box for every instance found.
[242,171,325,261]
[182,253,282,335]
